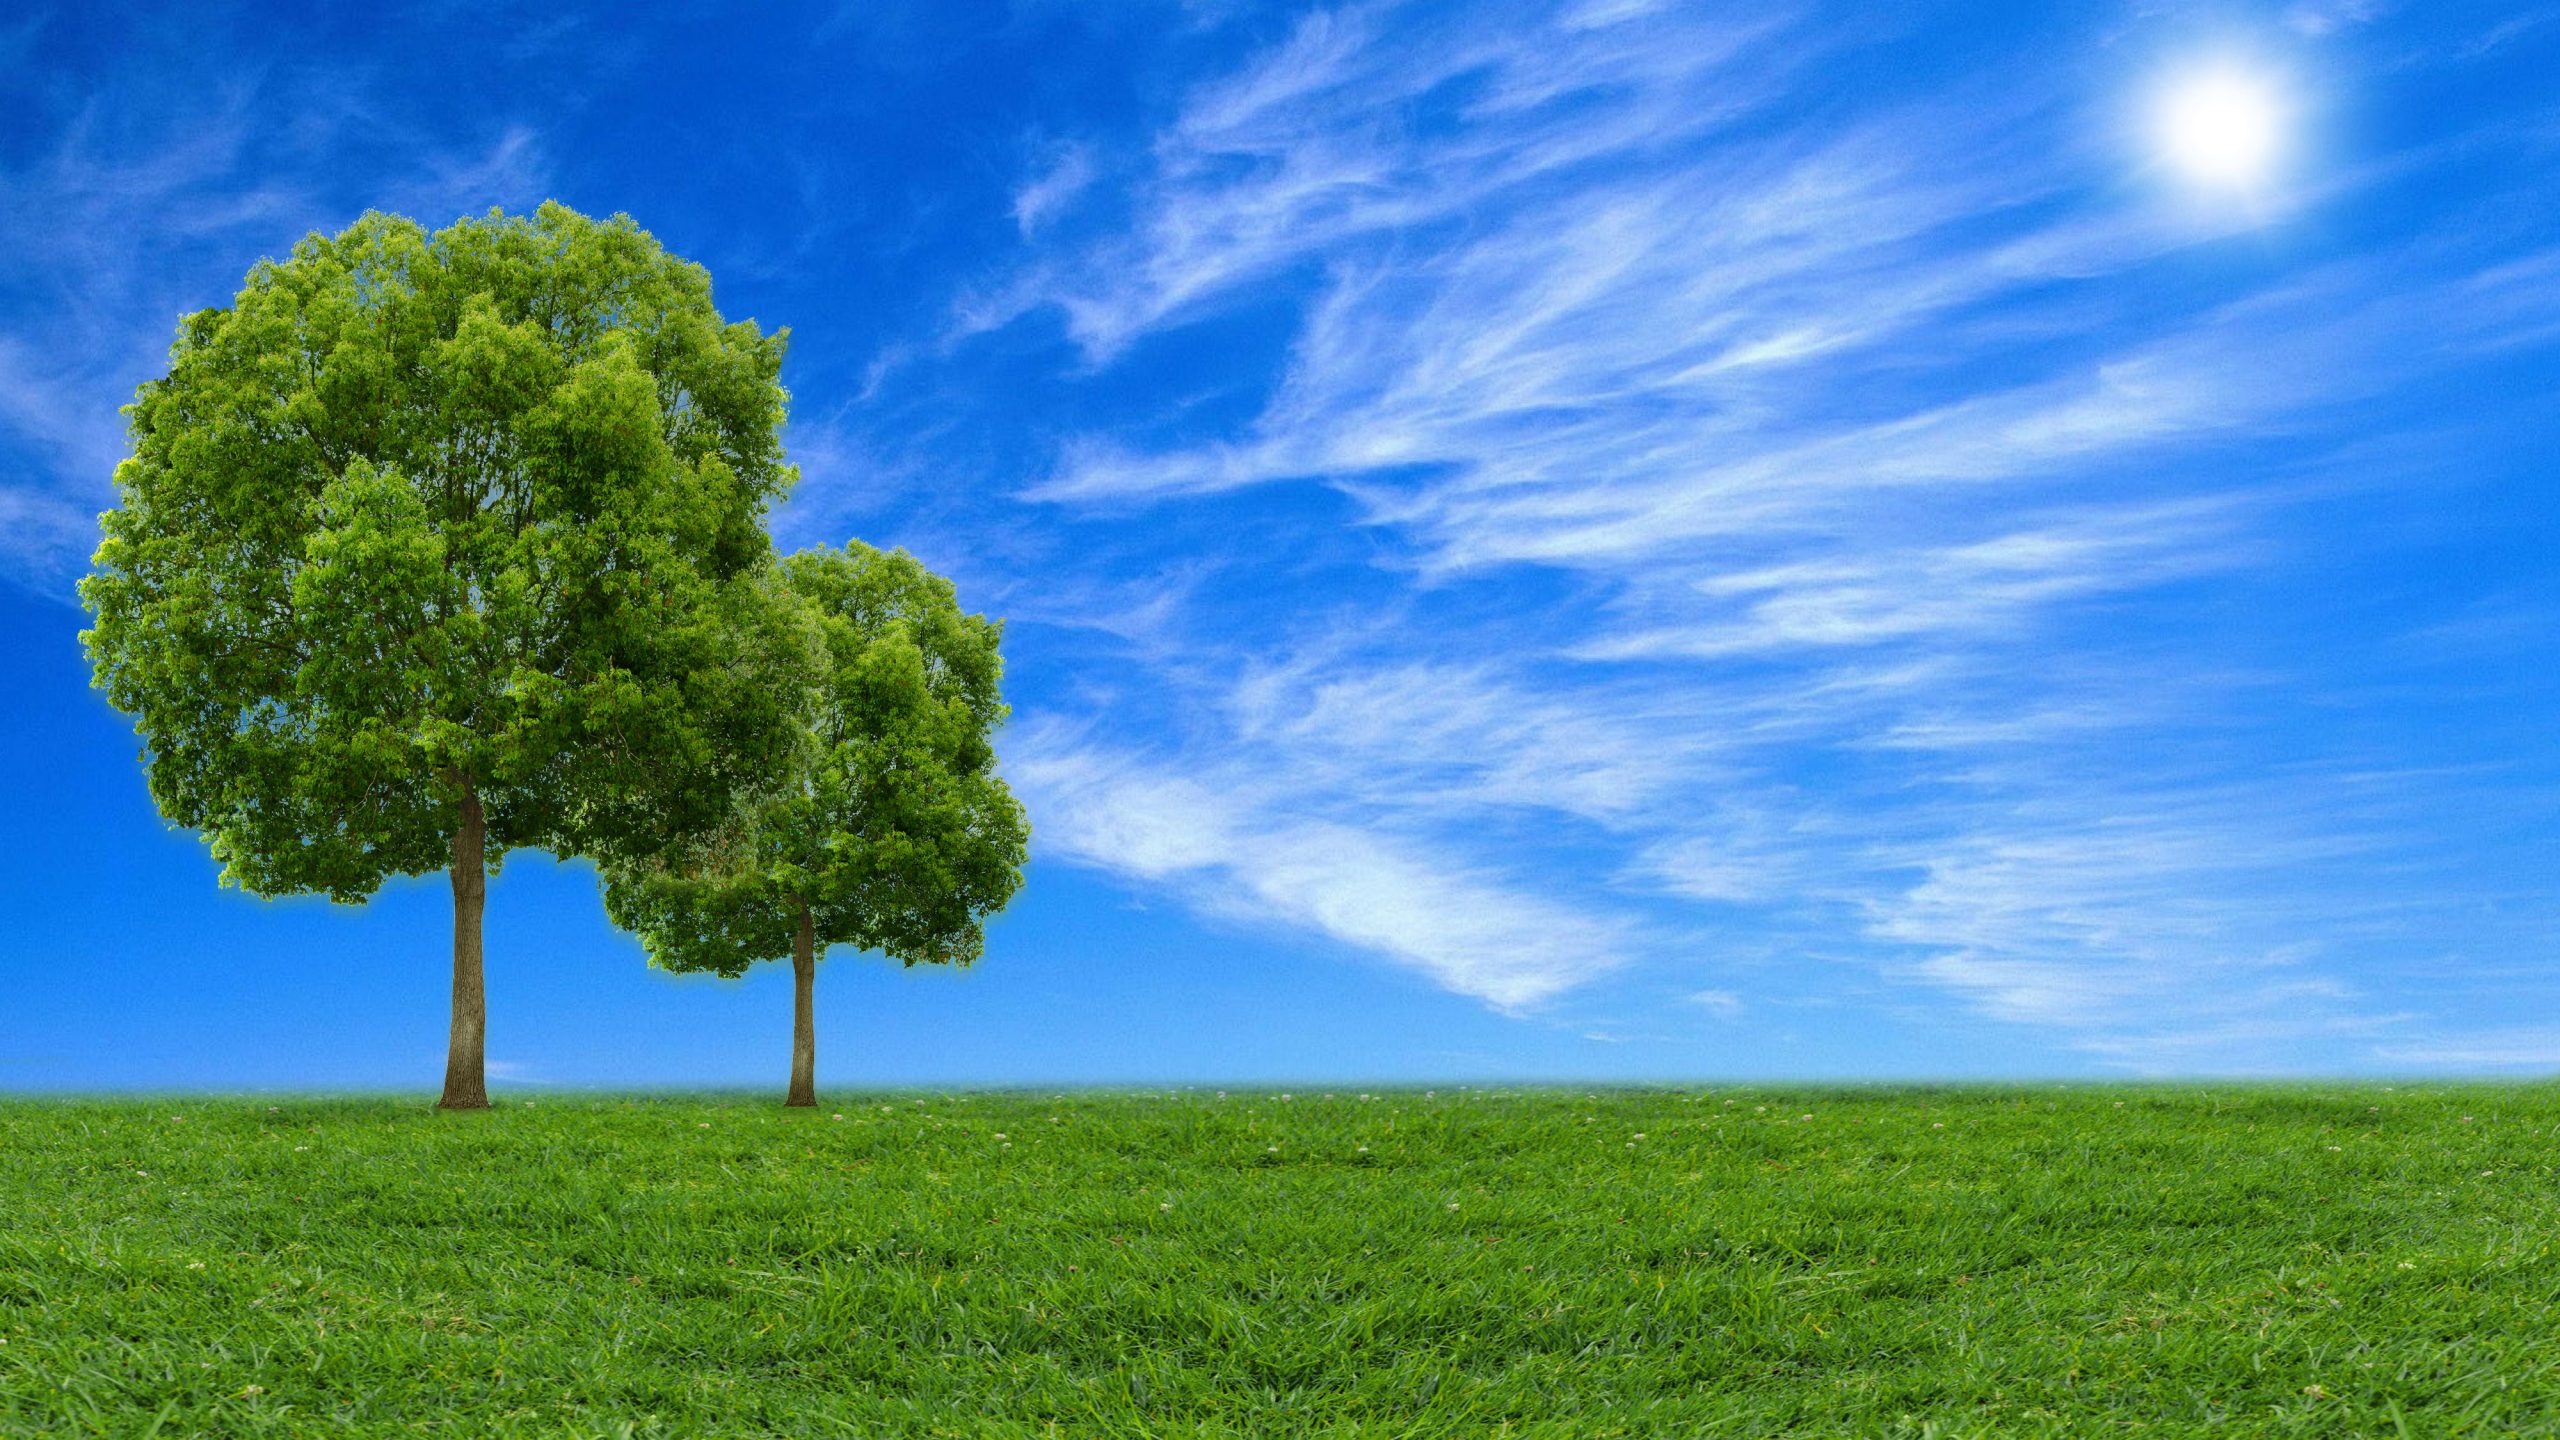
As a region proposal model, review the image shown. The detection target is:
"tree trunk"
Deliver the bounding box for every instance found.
[437,782,490,1111]
[786,902,817,1108]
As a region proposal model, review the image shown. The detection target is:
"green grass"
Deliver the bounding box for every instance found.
[3,1086,2558,1437]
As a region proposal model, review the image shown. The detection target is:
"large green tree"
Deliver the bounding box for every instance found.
[81,203,806,1109]
[602,542,1029,1107]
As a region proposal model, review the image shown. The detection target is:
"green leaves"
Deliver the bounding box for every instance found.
[82,202,802,897]
[602,542,1029,978]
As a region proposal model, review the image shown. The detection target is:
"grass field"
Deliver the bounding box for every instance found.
[3,1086,2557,1437]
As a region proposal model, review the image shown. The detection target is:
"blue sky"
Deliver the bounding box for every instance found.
[3,0,2555,1090]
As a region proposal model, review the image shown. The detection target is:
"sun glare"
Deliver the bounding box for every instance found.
[2156,64,2288,189]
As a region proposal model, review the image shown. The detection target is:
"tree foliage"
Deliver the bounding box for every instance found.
[81,202,804,900]
[601,542,1029,977]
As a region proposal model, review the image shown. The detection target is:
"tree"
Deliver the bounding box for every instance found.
[601,542,1029,1107]
[81,203,805,1109]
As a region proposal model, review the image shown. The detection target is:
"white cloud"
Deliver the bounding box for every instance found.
[1011,143,1094,236]
[1685,988,1746,1019]
[968,3,1800,359]
[2375,1030,2560,1070]
[1639,817,1832,906]
[383,124,547,227]
[1582,501,2242,661]
[1858,761,2454,1068]
[0,335,129,580]
[2286,1,2385,38]
[0,487,100,591]
[1010,727,1631,1009]
[1221,651,1717,825]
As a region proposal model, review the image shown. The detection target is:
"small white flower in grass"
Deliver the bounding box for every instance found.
[1446,1202,1459,1210]
[187,1261,204,1270]
[1160,1202,1173,1211]
[2398,1261,2417,1269]
[1266,1145,1279,1153]
[697,1123,709,1129]
[1800,1114,1814,1122]
[994,1133,1007,1141]
[1357,1145,1370,1153]
[1624,1142,1635,1149]
[1280,1094,1292,1101]
[2461,1115,2474,1123]
[241,1385,265,1397]
[2325,1146,2342,1152]
[832,1114,843,1121]
[1931,1123,1945,1130]
[136,1170,149,1176]
[1632,1133,1645,1141]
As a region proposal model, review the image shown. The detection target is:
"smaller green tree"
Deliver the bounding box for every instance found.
[602,541,1028,1106]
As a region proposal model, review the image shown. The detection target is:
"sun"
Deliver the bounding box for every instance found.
[2155,64,2289,190]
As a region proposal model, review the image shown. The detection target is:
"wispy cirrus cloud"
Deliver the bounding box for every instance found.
[1868,782,2387,1051]
[1010,142,1096,236]
[2375,1028,2560,1070]
[1008,723,1636,1009]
